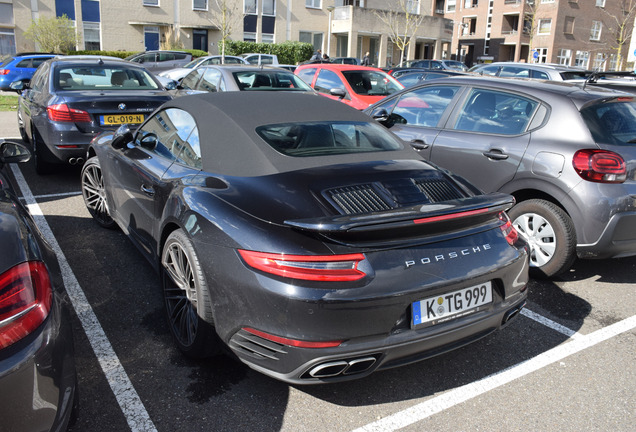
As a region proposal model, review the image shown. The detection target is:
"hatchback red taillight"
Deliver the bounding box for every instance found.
[0,69,9,75]
[572,149,626,183]
[47,103,92,123]
[0,261,53,350]
[238,250,368,282]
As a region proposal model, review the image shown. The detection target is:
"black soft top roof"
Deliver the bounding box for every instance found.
[162,92,420,176]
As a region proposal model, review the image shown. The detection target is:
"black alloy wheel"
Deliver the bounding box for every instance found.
[81,156,116,229]
[161,229,219,358]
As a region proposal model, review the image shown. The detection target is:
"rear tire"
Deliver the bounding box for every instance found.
[508,199,576,279]
[81,157,116,229]
[161,229,220,358]
[17,110,28,143]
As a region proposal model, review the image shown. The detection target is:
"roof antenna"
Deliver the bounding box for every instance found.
[98,57,104,65]
[583,56,607,90]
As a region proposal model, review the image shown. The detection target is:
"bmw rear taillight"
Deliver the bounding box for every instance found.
[238,250,367,282]
[0,261,53,349]
[499,212,519,246]
[0,69,9,75]
[47,103,92,123]
[572,149,626,183]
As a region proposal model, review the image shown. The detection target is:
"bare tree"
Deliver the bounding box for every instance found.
[523,0,542,62]
[599,0,636,70]
[207,0,244,61]
[374,0,426,66]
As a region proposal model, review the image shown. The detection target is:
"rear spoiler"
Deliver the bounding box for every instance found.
[284,192,514,233]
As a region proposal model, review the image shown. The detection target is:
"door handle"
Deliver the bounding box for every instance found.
[141,184,155,196]
[410,139,430,151]
[483,150,509,160]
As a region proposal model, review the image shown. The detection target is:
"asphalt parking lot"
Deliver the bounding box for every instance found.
[2,110,635,432]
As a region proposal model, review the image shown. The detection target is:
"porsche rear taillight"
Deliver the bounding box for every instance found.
[47,103,91,123]
[238,250,367,282]
[0,261,53,349]
[499,212,519,246]
[572,149,626,183]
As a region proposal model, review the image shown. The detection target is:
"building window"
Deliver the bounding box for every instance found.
[536,48,548,63]
[306,0,321,9]
[541,0,554,3]
[193,0,208,10]
[447,0,456,12]
[538,19,551,35]
[596,0,605,7]
[261,34,274,43]
[83,22,101,50]
[0,3,14,26]
[244,32,256,42]
[244,0,257,14]
[263,0,275,16]
[463,0,478,8]
[574,50,589,68]
[590,21,602,41]
[557,48,571,66]
[564,16,574,34]
[56,0,76,19]
[593,53,606,70]
[608,54,617,70]
[0,29,16,56]
[300,31,323,51]
[143,0,159,6]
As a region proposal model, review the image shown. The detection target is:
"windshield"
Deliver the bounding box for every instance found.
[232,71,313,91]
[183,57,207,69]
[256,121,404,157]
[580,98,636,145]
[341,70,403,96]
[54,66,160,90]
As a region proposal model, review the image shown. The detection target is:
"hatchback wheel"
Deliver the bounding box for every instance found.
[81,157,116,229]
[508,199,576,279]
[162,229,219,358]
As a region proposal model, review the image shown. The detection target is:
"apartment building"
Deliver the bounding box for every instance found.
[1,0,452,67]
[434,0,635,70]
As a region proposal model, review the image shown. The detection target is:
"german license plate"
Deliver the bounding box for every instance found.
[100,114,145,126]
[412,281,492,327]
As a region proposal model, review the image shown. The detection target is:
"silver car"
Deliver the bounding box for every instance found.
[366,76,636,278]
[468,62,589,81]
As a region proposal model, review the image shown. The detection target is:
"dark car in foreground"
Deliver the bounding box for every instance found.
[0,139,77,431]
[174,65,313,95]
[365,76,636,278]
[11,56,172,174]
[81,92,528,384]
[0,52,56,90]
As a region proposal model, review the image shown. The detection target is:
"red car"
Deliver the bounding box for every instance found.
[295,63,403,110]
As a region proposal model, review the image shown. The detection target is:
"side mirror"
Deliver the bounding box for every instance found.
[9,80,27,93]
[163,79,178,90]
[0,140,31,164]
[330,88,346,99]
[371,108,390,123]
[139,133,158,151]
[111,125,133,150]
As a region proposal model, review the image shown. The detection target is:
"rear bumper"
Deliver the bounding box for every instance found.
[0,298,77,432]
[576,211,636,259]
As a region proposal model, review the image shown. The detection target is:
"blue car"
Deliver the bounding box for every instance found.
[0,53,56,90]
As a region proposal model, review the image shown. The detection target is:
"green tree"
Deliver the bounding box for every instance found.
[24,15,79,54]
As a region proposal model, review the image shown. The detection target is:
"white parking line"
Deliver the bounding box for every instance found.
[11,165,157,432]
[352,314,636,432]
[520,308,584,339]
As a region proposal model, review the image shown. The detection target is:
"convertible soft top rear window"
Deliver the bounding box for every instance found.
[256,121,404,157]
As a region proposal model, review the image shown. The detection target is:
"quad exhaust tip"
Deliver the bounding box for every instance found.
[308,356,378,379]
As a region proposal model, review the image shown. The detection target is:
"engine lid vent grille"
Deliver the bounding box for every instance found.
[415,179,464,203]
[327,184,393,215]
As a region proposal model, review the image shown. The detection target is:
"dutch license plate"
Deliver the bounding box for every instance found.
[100,113,145,126]
[412,281,492,327]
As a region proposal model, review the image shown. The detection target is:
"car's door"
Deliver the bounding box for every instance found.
[106,108,198,259]
[21,62,50,138]
[314,68,350,104]
[371,84,463,160]
[429,87,537,192]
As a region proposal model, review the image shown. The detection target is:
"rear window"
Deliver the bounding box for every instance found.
[54,66,160,90]
[581,99,636,145]
[256,121,403,157]
[232,71,312,91]
[341,70,402,96]
[0,56,14,68]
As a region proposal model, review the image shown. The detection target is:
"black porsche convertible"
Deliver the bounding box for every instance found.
[81,92,529,384]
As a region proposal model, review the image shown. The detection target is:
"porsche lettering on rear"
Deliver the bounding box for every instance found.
[405,244,492,268]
